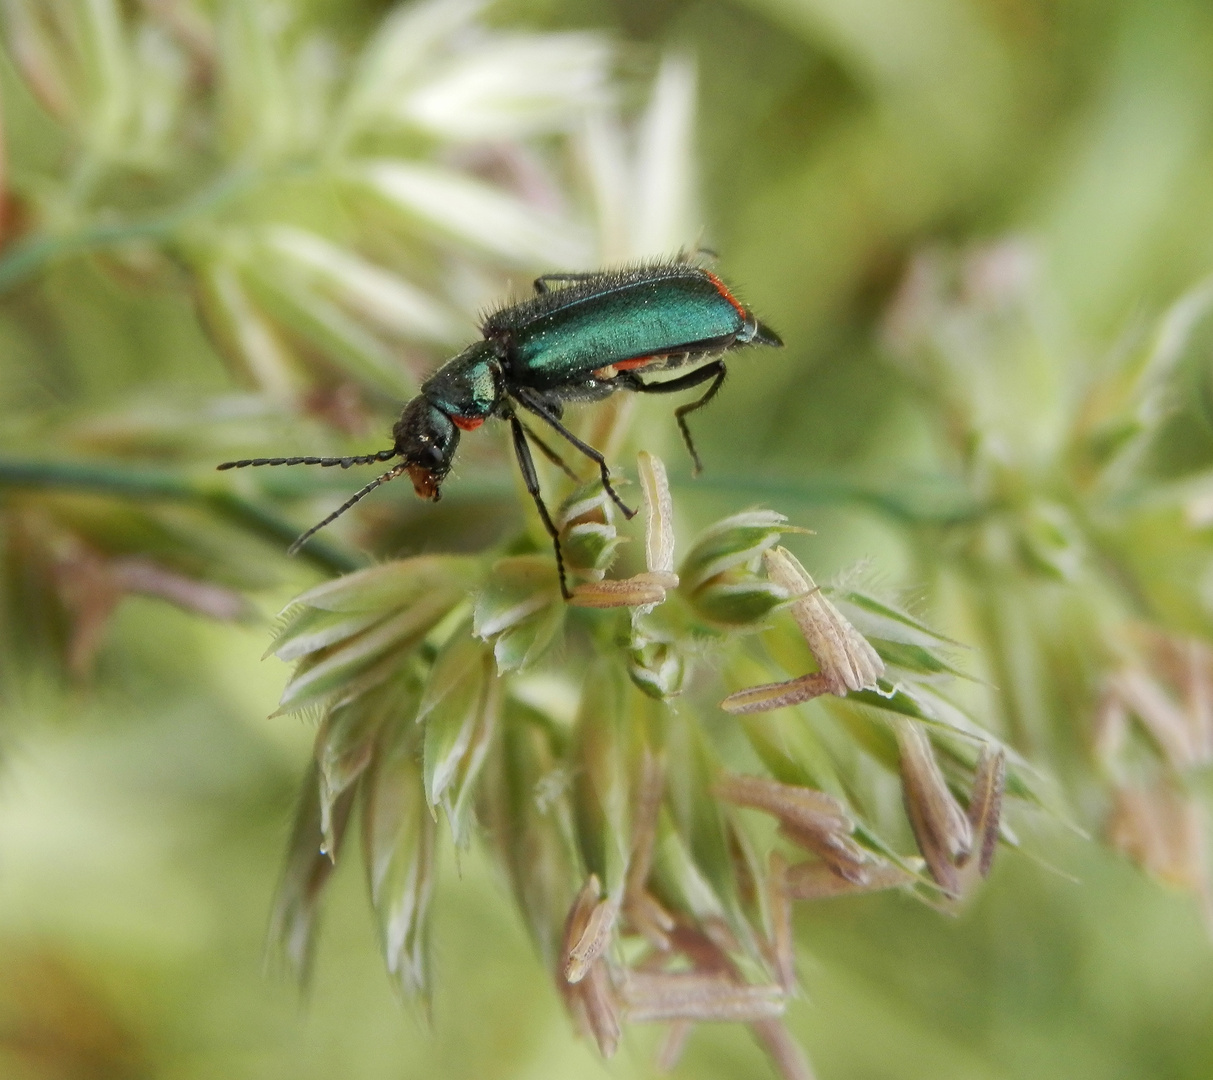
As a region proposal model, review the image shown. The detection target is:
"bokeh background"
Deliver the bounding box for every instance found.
[3,1,1213,1078]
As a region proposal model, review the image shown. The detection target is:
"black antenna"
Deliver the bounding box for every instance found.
[217,449,398,470]
[287,462,410,555]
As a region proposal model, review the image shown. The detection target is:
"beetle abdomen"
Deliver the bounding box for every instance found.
[491,266,748,389]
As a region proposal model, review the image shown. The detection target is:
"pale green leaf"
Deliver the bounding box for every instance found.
[361,717,434,998]
[348,160,592,267]
[419,632,490,808]
[680,510,789,592]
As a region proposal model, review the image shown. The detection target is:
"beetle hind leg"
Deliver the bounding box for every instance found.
[674,363,727,475]
[620,359,726,476]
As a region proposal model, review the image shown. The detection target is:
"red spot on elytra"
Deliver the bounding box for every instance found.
[452,416,484,431]
[614,355,659,371]
[702,270,747,321]
[592,355,662,379]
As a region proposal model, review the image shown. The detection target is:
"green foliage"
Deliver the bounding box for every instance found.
[3,2,1213,1080]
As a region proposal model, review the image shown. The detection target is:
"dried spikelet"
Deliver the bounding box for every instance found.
[896,721,973,896]
[1104,632,1213,771]
[764,547,884,695]
[1108,783,1209,896]
[1177,638,1213,763]
[579,964,622,1058]
[656,924,814,1080]
[1108,669,1204,770]
[565,897,619,983]
[716,774,852,835]
[767,853,796,993]
[783,860,915,900]
[560,875,621,1056]
[719,549,885,714]
[716,773,870,883]
[570,571,678,609]
[1093,686,1130,765]
[963,746,1006,878]
[624,751,675,949]
[721,673,833,714]
[752,1019,818,1080]
[620,971,785,1023]
[655,1020,693,1072]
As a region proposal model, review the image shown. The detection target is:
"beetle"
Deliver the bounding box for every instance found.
[219,259,782,598]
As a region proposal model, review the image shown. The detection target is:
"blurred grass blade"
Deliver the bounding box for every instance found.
[269,762,355,981]
[335,0,485,144]
[361,714,435,998]
[263,226,460,346]
[195,260,304,399]
[418,630,490,810]
[241,256,416,399]
[349,160,592,267]
[632,51,697,256]
[572,662,632,898]
[216,0,292,158]
[400,35,612,141]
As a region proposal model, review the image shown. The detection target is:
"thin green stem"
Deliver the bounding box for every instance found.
[0,454,986,577]
[674,472,991,527]
[0,457,363,574]
[400,467,991,527]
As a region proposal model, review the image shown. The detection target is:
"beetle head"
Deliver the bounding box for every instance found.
[392,396,460,501]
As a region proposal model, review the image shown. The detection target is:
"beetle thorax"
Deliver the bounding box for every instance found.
[420,340,504,425]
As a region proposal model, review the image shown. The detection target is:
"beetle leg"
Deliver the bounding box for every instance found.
[519,420,580,482]
[509,414,571,599]
[620,359,727,475]
[512,388,637,519]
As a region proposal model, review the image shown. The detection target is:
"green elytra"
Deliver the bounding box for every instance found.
[219,260,783,598]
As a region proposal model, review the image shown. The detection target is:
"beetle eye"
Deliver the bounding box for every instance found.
[425,445,444,470]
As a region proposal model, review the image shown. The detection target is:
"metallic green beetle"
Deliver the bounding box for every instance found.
[220,259,782,597]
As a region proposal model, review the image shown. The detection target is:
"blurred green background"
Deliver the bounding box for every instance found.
[2,1,1213,1078]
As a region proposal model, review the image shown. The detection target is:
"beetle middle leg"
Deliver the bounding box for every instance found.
[509,414,571,599]
[518,420,579,482]
[512,388,636,519]
[620,359,726,475]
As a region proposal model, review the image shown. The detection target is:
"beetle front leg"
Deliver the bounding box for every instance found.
[509,414,571,600]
